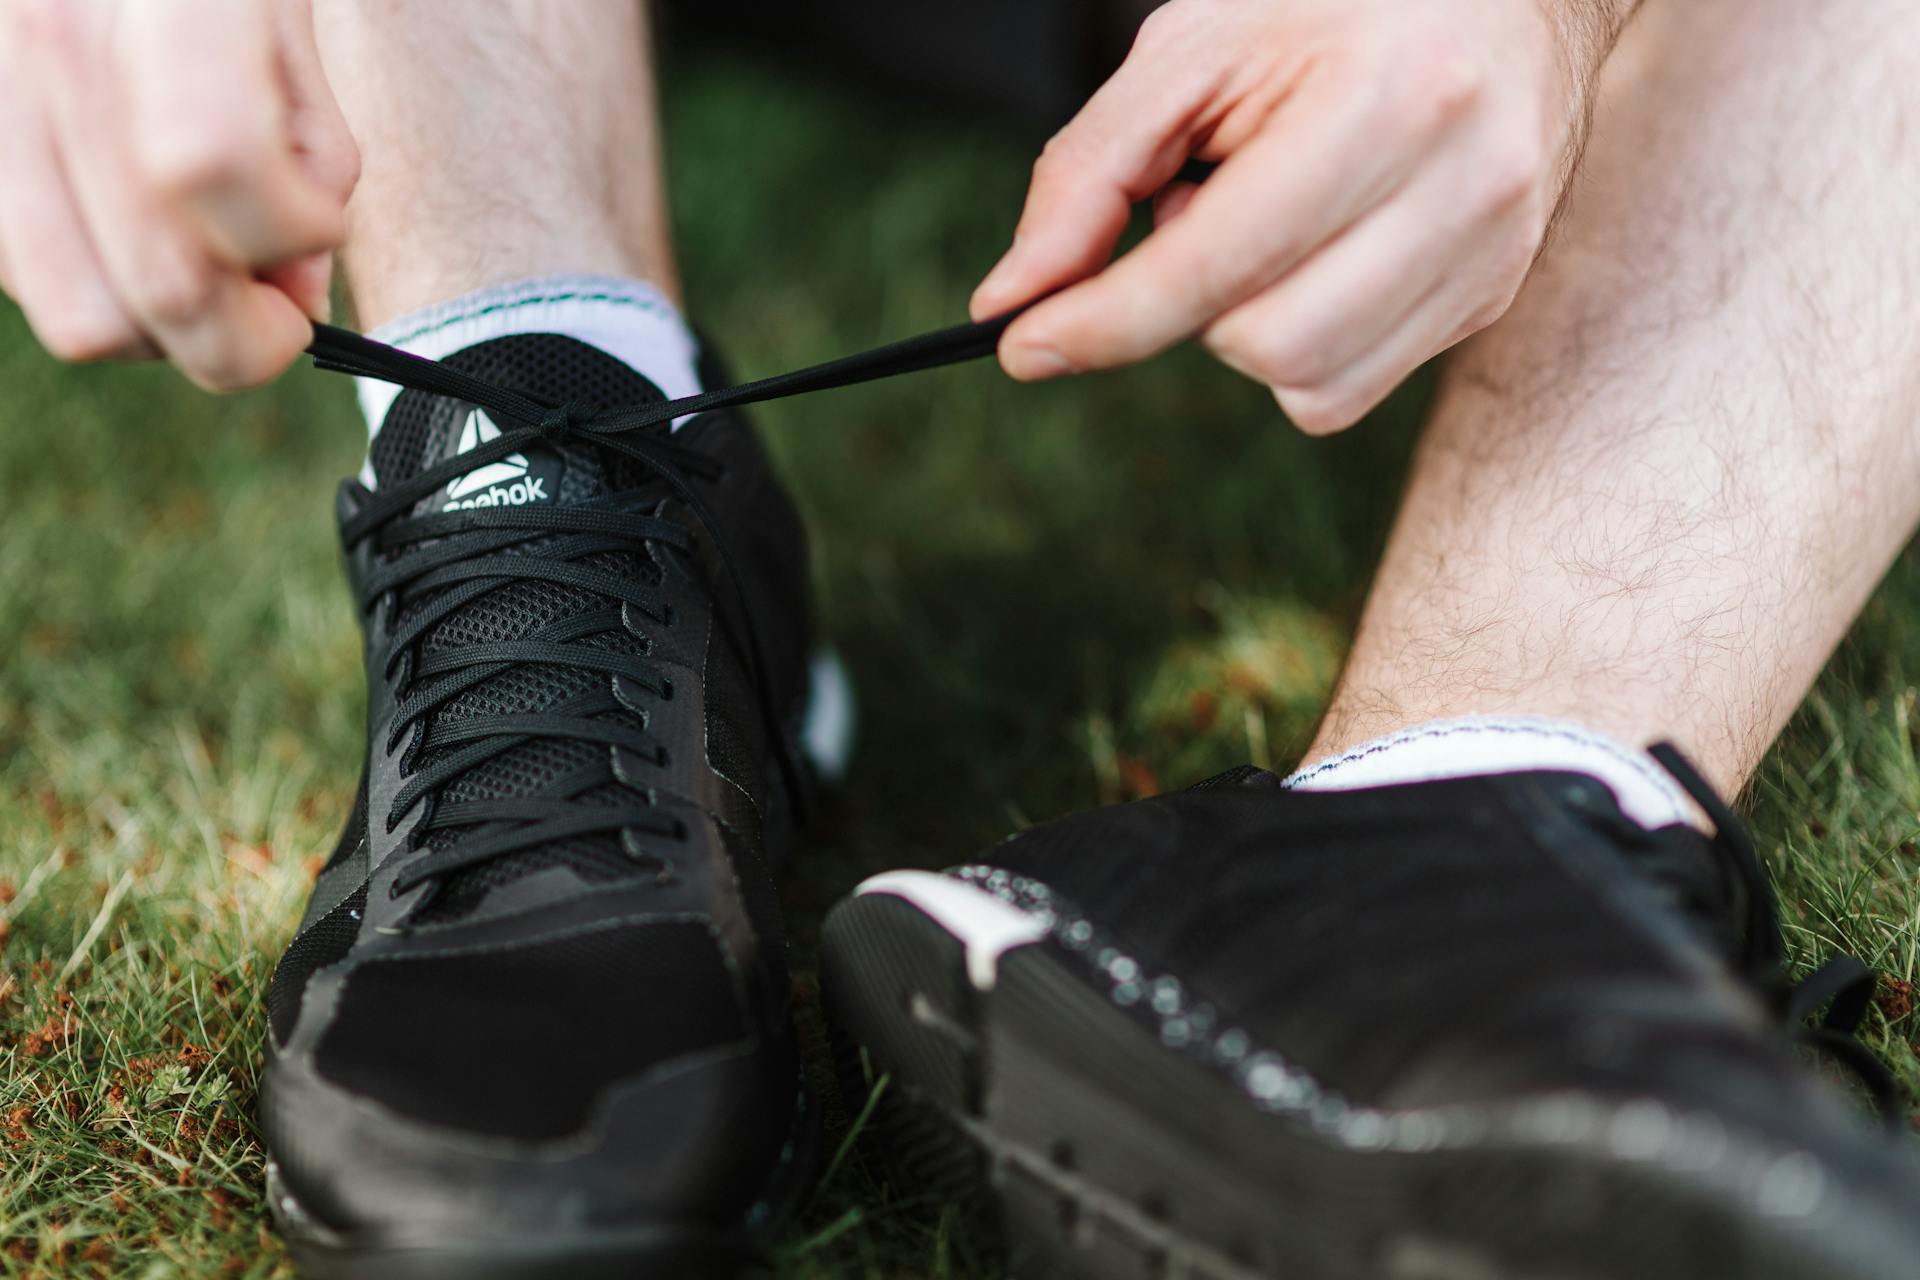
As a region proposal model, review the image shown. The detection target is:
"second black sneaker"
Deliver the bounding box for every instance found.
[263,333,842,1278]
[822,751,1920,1280]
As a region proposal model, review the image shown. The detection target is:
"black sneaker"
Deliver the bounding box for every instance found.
[262,333,845,1278]
[821,751,1920,1280]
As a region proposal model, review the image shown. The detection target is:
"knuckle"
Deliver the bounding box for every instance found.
[1032,133,1081,185]
[324,136,364,199]
[11,0,77,56]
[301,110,363,200]
[1205,303,1328,387]
[132,257,217,327]
[1208,318,1311,390]
[32,307,140,363]
[1475,251,1537,329]
[191,358,271,392]
[1478,133,1548,212]
[184,337,293,392]
[137,121,267,201]
[1463,299,1507,336]
[1381,40,1486,134]
[1252,329,1326,389]
[1132,2,1190,50]
[1276,385,1365,436]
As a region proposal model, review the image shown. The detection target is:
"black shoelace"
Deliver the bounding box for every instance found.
[1569,743,1902,1128]
[315,160,1226,901]
[310,302,1042,900]
[316,299,1908,1132]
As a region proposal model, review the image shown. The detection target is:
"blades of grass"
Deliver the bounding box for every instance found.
[2,847,66,923]
[811,1073,889,1204]
[1244,703,1270,772]
[57,868,134,984]
[785,1206,865,1259]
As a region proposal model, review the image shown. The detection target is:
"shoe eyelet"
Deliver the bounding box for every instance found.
[661,604,677,627]
[656,747,672,768]
[660,678,674,702]
[672,819,689,841]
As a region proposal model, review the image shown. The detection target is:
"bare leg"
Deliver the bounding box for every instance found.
[315,0,677,328]
[1307,0,1920,795]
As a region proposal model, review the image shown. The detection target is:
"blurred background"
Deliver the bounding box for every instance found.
[0,7,1916,1276]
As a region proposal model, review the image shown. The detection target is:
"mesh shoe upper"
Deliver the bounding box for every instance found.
[263,334,817,1229]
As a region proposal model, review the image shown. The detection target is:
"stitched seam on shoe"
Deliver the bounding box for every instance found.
[1284,716,1684,807]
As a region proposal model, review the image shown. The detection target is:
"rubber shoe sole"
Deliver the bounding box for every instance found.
[266,1079,818,1280]
[820,871,1916,1280]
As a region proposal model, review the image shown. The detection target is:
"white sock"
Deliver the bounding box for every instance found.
[353,274,703,466]
[1283,715,1697,830]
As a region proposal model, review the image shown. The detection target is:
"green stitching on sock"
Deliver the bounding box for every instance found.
[382,290,678,348]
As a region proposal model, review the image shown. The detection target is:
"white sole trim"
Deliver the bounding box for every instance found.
[855,870,1049,991]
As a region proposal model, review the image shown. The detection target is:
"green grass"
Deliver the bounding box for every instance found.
[2,45,1916,1279]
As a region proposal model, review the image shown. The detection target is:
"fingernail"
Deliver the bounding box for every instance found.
[1001,343,1074,381]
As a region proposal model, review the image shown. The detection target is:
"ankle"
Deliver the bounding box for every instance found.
[351,274,703,454]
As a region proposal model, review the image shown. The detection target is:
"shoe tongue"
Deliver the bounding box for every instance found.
[371,333,675,924]
[368,332,671,511]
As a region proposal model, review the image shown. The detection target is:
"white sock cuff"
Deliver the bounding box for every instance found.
[1283,715,1697,830]
[353,274,702,445]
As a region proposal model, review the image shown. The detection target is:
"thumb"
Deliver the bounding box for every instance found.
[970,13,1217,321]
[263,252,334,325]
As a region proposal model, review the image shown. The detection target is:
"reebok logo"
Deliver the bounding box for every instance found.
[441,409,555,510]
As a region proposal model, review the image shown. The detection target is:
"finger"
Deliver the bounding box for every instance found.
[158,273,317,390]
[119,0,347,267]
[0,35,149,361]
[1151,180,1201,228]
[1272,268,1497,435]
[999,58,1471,380]
[32,14,310,387]
[970,16,1221,321]
[263,251,335,322]
[1201,162,1495,393]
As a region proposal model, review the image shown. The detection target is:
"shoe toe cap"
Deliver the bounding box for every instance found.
[263,918,801,1243]
[265,1033,801,1246]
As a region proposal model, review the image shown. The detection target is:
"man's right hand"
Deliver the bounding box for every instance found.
[0,0,358,390]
